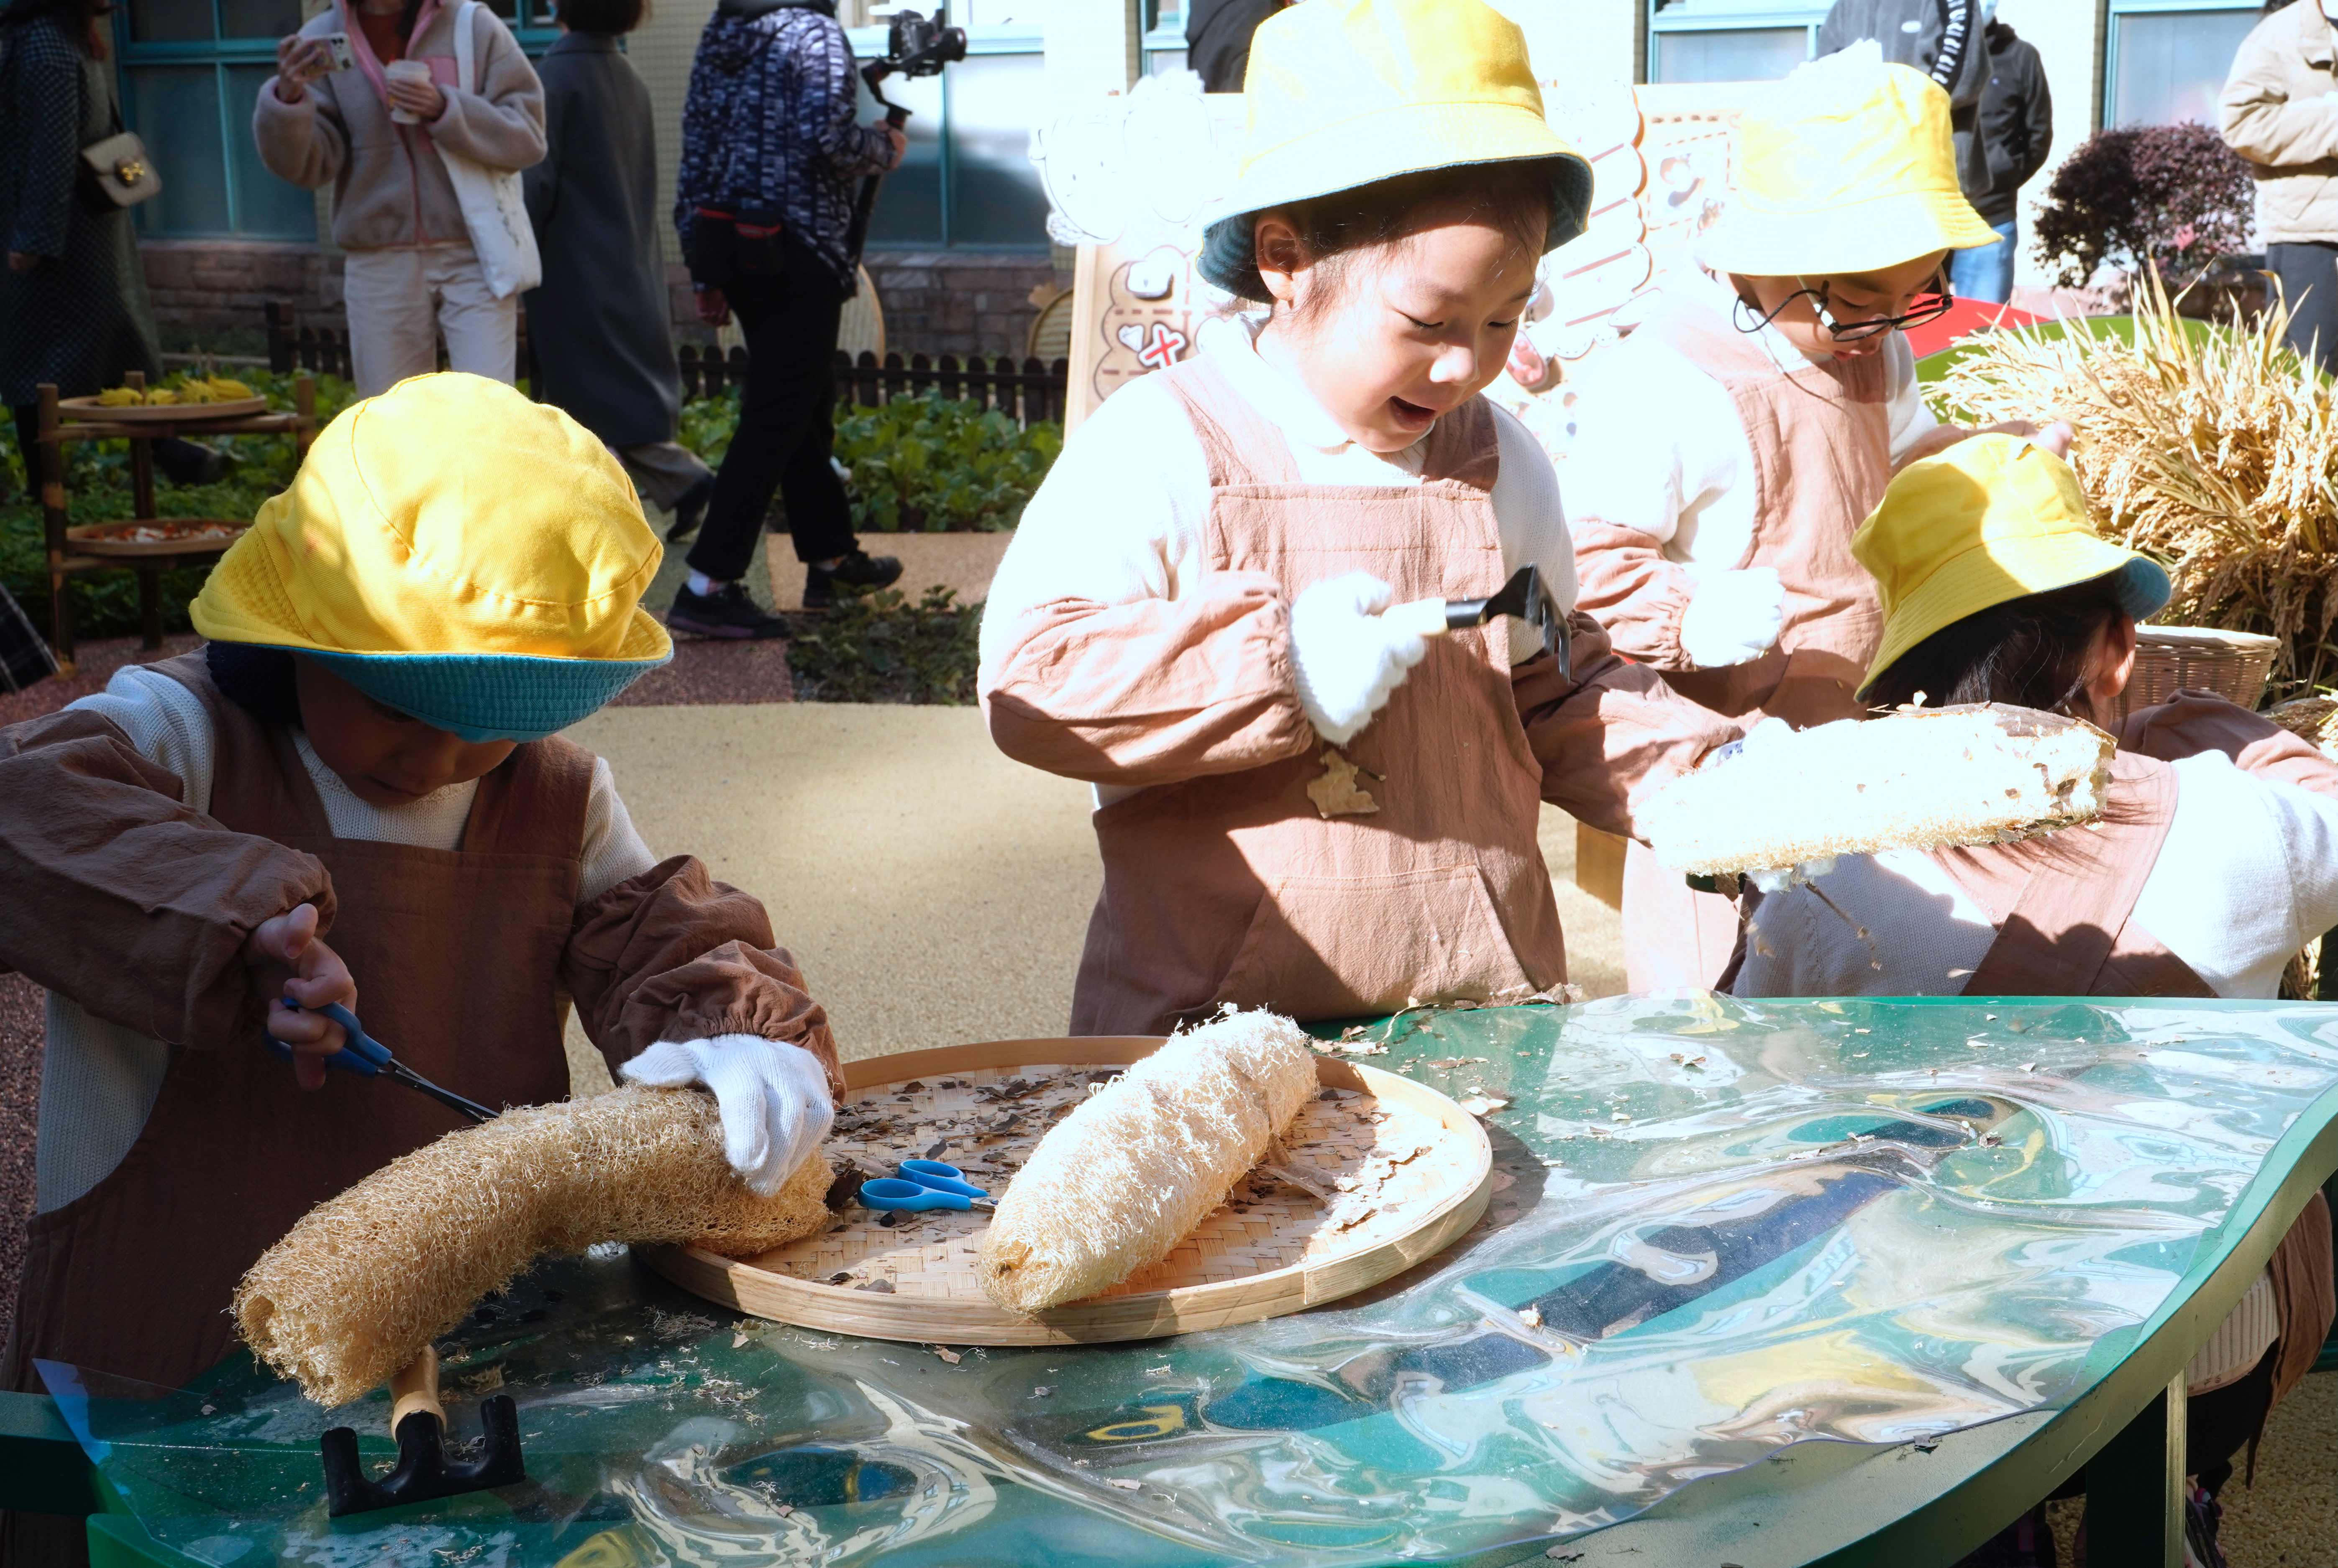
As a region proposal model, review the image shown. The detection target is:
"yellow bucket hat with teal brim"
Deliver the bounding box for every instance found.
[1699,48,2000,280]
[1196,0,1594,303]
[192,373,671,742]
[1852,434,2172,699]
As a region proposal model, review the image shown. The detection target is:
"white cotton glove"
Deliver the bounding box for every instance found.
[621,1035,834,1196]
[1678,566,1785,669]
[1288,571,1434,746]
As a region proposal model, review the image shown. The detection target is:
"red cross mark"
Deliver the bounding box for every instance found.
[1137,322,1188,371]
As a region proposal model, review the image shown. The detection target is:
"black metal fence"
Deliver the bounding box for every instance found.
[266,304,1071,428]
[677,346,1070,428]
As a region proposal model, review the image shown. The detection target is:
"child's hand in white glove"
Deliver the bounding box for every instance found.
[1288,571,1434,745]
[1679,566,1785,669]
[620,1036,834,1195]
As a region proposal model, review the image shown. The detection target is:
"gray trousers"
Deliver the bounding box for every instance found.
[2268,241,2338,378]
[616,440,714,515]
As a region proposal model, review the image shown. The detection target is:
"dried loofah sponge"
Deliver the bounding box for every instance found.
[1641,703,2116,888]
[236,1086,831,1406]
[978,1009,1318,1314]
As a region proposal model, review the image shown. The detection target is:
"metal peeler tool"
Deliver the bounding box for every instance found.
[1383,564,1570,682]
[268,1000,497,1124]
[319,1346,526,1518]
[268,1009,525,1514]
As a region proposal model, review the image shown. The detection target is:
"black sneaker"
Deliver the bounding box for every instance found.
[667,580,788,640]
[665,474,716,543]
[803,549,903,610]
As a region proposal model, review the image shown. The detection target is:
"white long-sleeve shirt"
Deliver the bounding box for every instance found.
[981,315,1580,682]
[1731,751,2338,1003]
[34,664,658,1212]
[1558,269,1938,578]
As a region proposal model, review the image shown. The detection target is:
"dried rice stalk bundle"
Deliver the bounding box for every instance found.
[1641,704,2114,888]
[236,1086,831,1405]
[1937,271,2338,700]
[2269,696,2338,758]
[978,1009,1317,1314]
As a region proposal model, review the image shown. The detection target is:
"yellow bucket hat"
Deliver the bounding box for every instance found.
[1700,49,1999,279]
[1852,434,2172,698]
[1197,0,1593,302]
[192,373,671,741]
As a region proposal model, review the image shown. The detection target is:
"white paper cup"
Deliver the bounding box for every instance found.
[384,59,431,124]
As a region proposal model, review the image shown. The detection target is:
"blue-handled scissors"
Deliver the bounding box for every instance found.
[858,1159,994,1214]
[265,1000,498,1124]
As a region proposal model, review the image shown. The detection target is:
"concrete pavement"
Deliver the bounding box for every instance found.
[563,702,1625,1081]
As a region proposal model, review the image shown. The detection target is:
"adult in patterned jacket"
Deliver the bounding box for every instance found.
[668,0,907,636]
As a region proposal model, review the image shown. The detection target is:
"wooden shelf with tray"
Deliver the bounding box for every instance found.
[33,372,315,672]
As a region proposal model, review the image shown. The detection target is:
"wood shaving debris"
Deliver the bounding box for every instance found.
[1518,1307,1542,1329]
[1316,1037,1389,1057]
[855,1279,897,1294]
[1146,1365,1172,1378]
[929,1345,962,1364]
[460,1366,504,1393]
[1460,1095,1508,1116]
[1305,747,1381,817]
[1107,1478,1142,1491]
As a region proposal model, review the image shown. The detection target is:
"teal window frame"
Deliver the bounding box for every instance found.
[1646,1,1826,85]
[845,20,1049,251]
[2102,0,2261,129]
[114,0,558,241]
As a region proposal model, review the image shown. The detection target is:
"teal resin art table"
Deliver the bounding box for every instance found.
[5,996,2337,1568]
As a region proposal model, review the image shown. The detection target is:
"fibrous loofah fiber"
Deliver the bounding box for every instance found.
[1640,703,2115,883]
[978,1009,1318,1314]
[235,1086,831,1406]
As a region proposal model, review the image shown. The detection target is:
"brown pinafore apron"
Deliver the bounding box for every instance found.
[1068,357,1565,1037]
[1618,293,1895,990]
[3,656,587,1410]
[1936,749,2335,1421]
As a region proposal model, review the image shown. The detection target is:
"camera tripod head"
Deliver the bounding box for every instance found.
[860,7,967,122]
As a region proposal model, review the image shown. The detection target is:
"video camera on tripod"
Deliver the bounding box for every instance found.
[845,7,968,271]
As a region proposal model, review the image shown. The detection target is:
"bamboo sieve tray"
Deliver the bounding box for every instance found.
[642,1037,1493,1346]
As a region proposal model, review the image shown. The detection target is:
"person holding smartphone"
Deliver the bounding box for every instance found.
[255,0,545,396]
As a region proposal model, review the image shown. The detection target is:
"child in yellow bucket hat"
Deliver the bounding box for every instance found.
[979,0,1738,1037]
[0,374,842,1405]
[1560,45,2060,991]
[1733,434,2338,1530]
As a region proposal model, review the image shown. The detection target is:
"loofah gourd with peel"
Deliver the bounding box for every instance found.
[977,1009,1318,1314]
[1640,703,2116,886]
[235,1086,830,1406]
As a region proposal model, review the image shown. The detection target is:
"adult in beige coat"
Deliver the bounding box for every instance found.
[256,0,545,395]
[2222,0,2338,375]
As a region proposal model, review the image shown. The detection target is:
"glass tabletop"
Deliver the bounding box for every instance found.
[44,996,2338,1566]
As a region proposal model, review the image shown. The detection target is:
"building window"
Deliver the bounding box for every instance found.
[853,21,1052,250]
[2105,0,2263,129]
[1647,0,1824,85]
[116,0,559,242]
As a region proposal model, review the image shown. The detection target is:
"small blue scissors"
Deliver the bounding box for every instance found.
[858,1159,994,1214]
[265,1000,498,1125]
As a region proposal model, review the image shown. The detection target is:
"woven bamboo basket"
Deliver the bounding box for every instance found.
[2110,625,2279,724]
[643,1037,1493,1346]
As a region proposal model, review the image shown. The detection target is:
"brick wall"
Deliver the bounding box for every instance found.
[141,240,343,336]
[143,241,1063,364]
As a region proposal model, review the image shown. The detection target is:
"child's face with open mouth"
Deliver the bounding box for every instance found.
[1257,211,1542,456]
